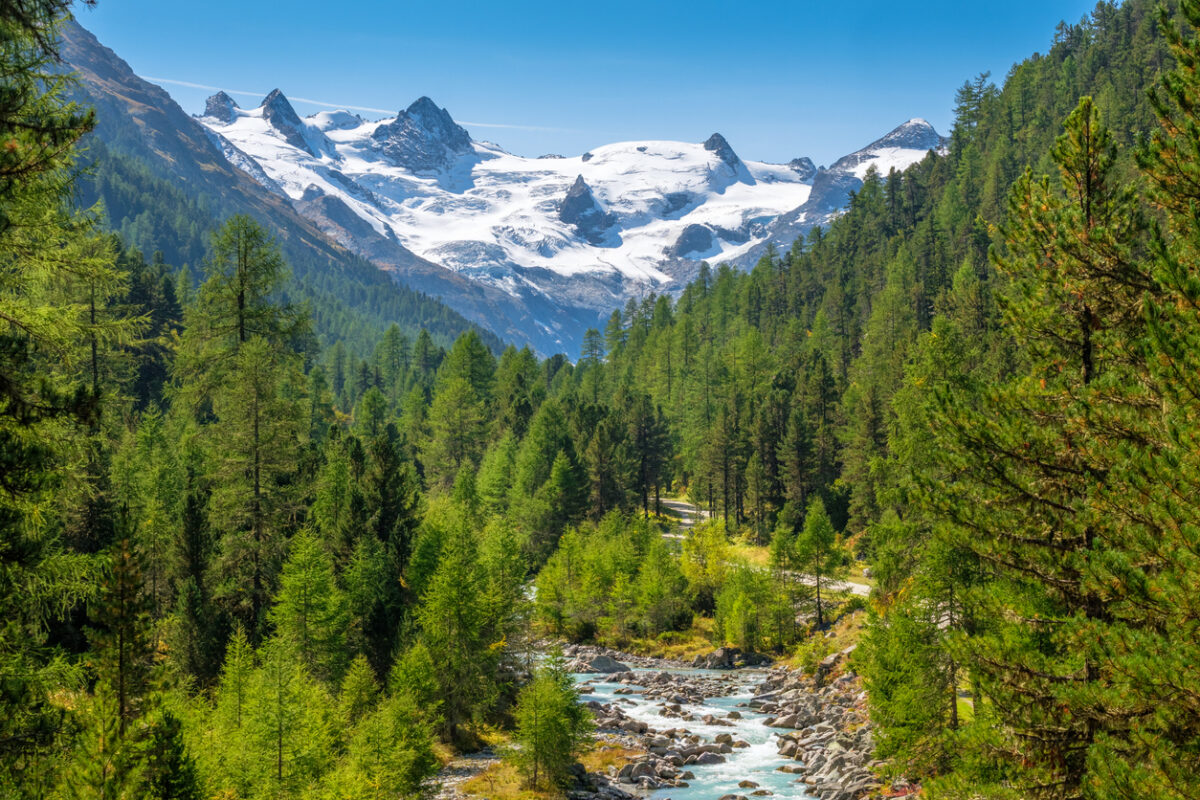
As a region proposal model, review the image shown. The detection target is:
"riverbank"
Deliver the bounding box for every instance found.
[432,637,887,800]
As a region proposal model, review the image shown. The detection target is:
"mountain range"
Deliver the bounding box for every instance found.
[63,20,944,357]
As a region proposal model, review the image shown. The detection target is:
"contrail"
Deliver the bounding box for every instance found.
[140,75,579,132]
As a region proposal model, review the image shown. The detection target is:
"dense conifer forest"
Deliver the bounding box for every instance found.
[3,1,1200,799]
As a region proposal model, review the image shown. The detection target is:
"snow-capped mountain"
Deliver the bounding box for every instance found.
[197,91,944,344]
[717,117,946,271]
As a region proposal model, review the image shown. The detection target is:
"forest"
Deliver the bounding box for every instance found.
[3,0,1200,799]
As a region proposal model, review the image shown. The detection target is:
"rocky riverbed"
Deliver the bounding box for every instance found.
[431,643,883,800]
[572,644,880,800]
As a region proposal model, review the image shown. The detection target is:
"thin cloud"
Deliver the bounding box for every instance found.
[140,75,580,132]
[459,120,581,133]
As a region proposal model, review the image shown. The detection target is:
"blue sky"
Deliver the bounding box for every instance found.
[77,1,1101,165]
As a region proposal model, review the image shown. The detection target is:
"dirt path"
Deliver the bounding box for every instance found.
[659,497,709,538]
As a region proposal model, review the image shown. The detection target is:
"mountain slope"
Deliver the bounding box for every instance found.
[196,89,943,350]
[59,20,523,356]
[64,20,943,358]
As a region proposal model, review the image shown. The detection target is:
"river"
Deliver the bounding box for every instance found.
[575,665,816,800]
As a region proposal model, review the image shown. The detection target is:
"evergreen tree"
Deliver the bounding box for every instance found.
[925,97,1149,798]
[89,536,153,736]
[208,336,306,638]
[0,4,124,791]
[507,654,593,790]
[794,497,845,629]
[415,524,497,744]
[270,531,350,685]
[140,712,201,800]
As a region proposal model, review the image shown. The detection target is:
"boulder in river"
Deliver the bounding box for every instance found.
[573,654,631,673]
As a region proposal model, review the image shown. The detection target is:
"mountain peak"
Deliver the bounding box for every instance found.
[203,91,239,125]
[370,96,472,172]
[261,88,297,117]
[559,175,611,245]
[868,118,945,152]
[703,132,741,167]
[405,95,443,117]
[258,89,314,155]
[788,156,817,182]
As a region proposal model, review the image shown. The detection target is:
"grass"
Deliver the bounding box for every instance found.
[843,561,874,587]
[462,762,554,800]
[774,609,868,671]
[579,742,645,773]
[460,741,645,800]
[595,616,716,661]
[728,541,770,568]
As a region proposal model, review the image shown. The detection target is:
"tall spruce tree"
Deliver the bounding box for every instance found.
[925,97,1149,798]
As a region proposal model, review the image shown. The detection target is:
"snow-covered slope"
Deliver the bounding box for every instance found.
[197,92,943,330]
[697,118,947,274]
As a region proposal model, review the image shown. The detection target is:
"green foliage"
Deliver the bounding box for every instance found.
[534,514,688,642]
[140,711,201,800]
[0,3,124,793]
[270,530,350,685]
[793,497,847,629]
[330,692,437,799]
[10,2,1200,799]
[61,689,141,800]
[414,519,503,743]
[506,654,593,790]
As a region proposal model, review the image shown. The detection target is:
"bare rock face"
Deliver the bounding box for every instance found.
[203,90,239,125]
[668,223,714,258]
[370,96,473,172]
[260,89,316,156]
[558,175,613,245]
[788,156,817,182]
[703,132,742,168]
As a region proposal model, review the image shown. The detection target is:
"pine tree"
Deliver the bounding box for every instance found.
[270,531,350,685]
[141,711,201,800]
[208,335,306,637]
[421,375,487,489]
[338,655,379,726]
[89,536,154,736]
[794,497,845,629]
[415,525,497,744]
[925,97,1149,798]
[507,654,592,790]
[0,4,125,790]
[62,689,140,800]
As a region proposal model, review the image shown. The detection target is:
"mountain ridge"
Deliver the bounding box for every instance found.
[62,19,944,357]
[58,20,606,356]
[196,85,943,352]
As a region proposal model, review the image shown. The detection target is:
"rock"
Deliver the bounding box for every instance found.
[203,91,239,125]
[558,176,613,245]
[703,132,742,169]
[369,96,472,172]
[695,751,725,765]
[667,223,715,258]
[629,762,656,781]
[787,156,817,181]
[738,780,759,788]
